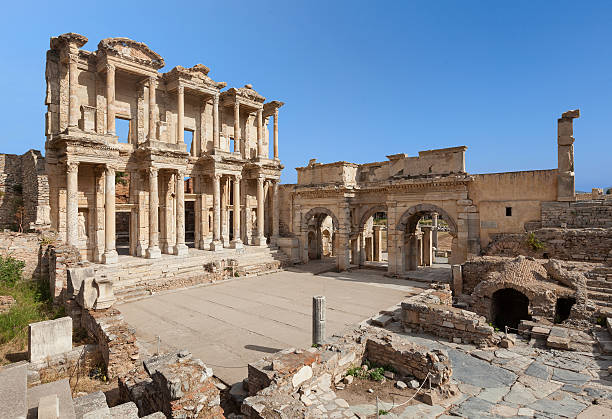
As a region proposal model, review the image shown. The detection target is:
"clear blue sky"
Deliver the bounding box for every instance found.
[0,1,610,190]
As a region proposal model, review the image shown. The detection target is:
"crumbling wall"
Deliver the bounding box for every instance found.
[542,200,612,228]
[0,232,52,279]
[0,150,50,231]
[48,243,82,301]
[484,228,612,263]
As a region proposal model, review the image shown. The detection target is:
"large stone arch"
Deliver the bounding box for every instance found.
[396,203,458,236]
[302,207,339,232]
[358,204,388,230]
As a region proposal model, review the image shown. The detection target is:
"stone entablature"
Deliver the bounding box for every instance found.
[44,32,285,263]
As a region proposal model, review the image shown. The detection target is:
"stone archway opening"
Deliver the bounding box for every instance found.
[491,288,532,331]
[554,297,576,324]
[302,207,339,269]
[359,209,388,270]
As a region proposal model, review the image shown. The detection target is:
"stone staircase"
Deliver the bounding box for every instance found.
[0,361,164,418]
[586,266,612,309]
[95,246,291,303]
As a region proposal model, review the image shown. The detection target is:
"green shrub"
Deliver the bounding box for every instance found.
[526,232,545,251]
[0,256,25,287]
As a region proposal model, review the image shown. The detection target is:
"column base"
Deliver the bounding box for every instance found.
[173,243,188,256]
[102,250,118,264]
[146,246,162,259]
[199,238,212,250]
[252,236,268,247]
[209,240,224,251]
[136,242,145,257]
[270,235,280,248]
[230,239,243,249]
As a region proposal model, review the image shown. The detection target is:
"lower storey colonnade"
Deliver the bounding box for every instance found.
[61,162,280,264]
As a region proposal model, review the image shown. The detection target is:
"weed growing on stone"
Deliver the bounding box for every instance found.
[346,360,394,382]
[526,232,545,251]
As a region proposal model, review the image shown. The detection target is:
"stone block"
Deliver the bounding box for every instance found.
[291,365,313,388]
[93,275,116,310]
[28,317,72,362]
[26,378,75,419]
[37,394,59,419]
[77,277,97,309]
[451,264,463,294]
[0,361,27,419]
[67,266,94,299]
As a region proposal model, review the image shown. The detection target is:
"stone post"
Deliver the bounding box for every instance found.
[271,180,280,245]
[557,109,580,202]
[177,85,184,146]
[213,93,220,149]
[257,108,264,158]
[210,174,223,251]
[174,170,188,256]
[106,64,115,135]
[66,162,79,246]
[233,100,240,152]
[146,167,161,258]
[148,76,156,141]
[372,225,382,262]
[231,175,243,249]
[273,108,279,160]
[102,166,118,264]
[408,234,418,271]
[68,53,79,128]
[253,177,266,246]
[451,264,463,295]
[432,213,438,249]
[422,226,433,267]
[312,296,326,346]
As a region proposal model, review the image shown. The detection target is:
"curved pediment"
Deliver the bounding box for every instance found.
[97,37,165,69]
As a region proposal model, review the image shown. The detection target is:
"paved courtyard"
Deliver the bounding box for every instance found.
[118,268,426,384]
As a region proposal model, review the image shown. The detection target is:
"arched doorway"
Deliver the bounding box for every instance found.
[491,288,532,331]
[357,205,389,270]
[301,207,340,269]
[395,204,457,274]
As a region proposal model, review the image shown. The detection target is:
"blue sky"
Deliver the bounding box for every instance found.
[0,1,610,190]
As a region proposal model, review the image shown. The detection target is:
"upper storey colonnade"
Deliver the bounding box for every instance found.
[45,33,284,263]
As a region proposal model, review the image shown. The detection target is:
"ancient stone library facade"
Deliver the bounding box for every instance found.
[0,32,603,274]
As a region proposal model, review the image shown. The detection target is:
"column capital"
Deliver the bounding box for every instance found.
[213,173,221,181]
[67,52,79,63]
[234,99,240,109]
[213,93,220,104]
[105,63,115,73]
[104,165,115,174]
[66,161,79,173]
[149,75,157,87]
[177,84,184,95]
[234,174,242,181]
[148,166,158,177]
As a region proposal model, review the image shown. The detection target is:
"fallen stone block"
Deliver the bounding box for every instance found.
[67,266,94,299]
[28,317,72,363]
[371,314,393,327]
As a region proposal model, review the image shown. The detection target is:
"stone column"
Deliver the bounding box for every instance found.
[68,53,79,128]
[198,175,210,249]
[372,225,382,262]
[173,170,188,256]
[213,93,220,149]
[273,108,279,160]
[106,64,115,135]
[422,226,433,267]
[257,108,264,158]
[253,177,266,246]
[407,234,419,271]
[271,180,280,245]
[102,166,118,264]
[210,174,223,251]
[177,85,184,146]
[146,167,161,258]
[148,76,156,141]
[233,100,240,152]
[557,109,580,202]
[93,166,105,262]
[66,162,79,246]
[432,213,438,249]
[231,175,243,249]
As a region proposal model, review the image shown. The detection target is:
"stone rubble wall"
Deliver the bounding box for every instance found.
[0,150,50,231]
[119,351,223,418]
[0,231,53,279]
[401,285,497,346]
[484,228,612,264]
[243,326,452,418]
[542,200,612,229]
[48,243,82,301]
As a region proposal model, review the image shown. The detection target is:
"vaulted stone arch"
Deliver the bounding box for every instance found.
[396,203,457,236]
[358,204,388,230]
[301,207,339,232]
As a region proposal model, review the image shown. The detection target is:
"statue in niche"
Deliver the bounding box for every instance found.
[78,211,88,240]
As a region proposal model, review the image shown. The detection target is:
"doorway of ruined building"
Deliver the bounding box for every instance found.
[491,288,532,332]
[116,211,130,255]
[359,209,389,271]
[185,200,195,248]
[554,297,576,324]
[302,208,339,271]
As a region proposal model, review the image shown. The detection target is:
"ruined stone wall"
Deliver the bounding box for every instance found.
[484,228,612,264]
[541,200,612,228]
[0,232,55,280]
[0,150,50,231]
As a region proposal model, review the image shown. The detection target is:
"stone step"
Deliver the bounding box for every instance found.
[0,361,27,419]
[586,279,612,288]
[587,285,612,294]
[73,391,108,419]
[595,329,612,355]
[588,291,612,303]
[26,378,76,419]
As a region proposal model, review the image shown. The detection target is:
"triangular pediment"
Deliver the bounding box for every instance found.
[97,37,165,69]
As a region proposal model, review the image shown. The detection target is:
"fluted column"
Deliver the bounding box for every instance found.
[177,85,184,146]
[271,180,280,245]
[257,108,264,158]
[213,93,220,149]
[273,108,279,160]
[148,76,156,141]
[68,53,79,128]
[231,175,243,249]
[174,170,188,256]
[146,167,161,258]
[210,174,223,251]
[233,100,240,152]
[66,162,79,246]
[432,212,438,249]
[102,166,118,264]
[253,177,266,246]
[106,64,115,135]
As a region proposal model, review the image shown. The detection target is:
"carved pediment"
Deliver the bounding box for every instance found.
[236,84,265,102]
[97,37,165,69]
[165,64,226,90]
[50,33,88,50]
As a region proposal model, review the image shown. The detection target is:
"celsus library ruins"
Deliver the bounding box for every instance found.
[0,32,611,419]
